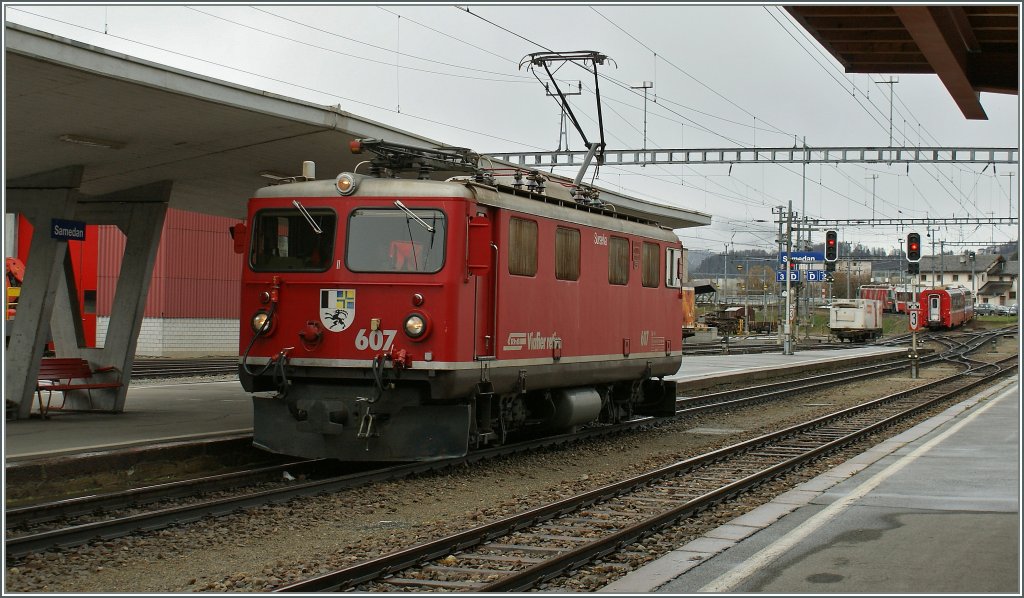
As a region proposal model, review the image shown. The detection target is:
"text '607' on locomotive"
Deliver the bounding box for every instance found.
[235,139,690,461]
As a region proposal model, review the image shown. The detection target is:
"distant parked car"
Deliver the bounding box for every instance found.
[975,303,995,315]
[1008,305,1018,316]
[993,304,1011,315]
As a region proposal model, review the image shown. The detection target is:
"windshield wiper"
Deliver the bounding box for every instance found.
[292,200,323,234]
[394,200,435,233]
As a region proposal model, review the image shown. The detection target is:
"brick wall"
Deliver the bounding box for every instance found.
[97,317,239,357]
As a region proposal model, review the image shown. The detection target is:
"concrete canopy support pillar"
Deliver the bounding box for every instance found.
[5,167,84,419]
[60,181,172,412]
[4,172,171,417]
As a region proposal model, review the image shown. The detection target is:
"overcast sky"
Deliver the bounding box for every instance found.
[5,3,1021,256]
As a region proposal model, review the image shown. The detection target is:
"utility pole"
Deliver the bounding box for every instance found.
[911,268,920,379]
[940,240,945,286]
[801,137,809,340]
[774,205,785,346]
[1002,172,1016,218]
[723,243,729,307]
[784,200,794,355]
[970,251,976,301]
[877,76,899,146]
[631,81,654,159]
[866,174,878,220]
[898,237,905,294]
[928,226,938,285]
[742,265,749,335]
[800,138,808,251]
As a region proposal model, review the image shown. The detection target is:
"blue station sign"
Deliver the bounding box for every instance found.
[50,218,87,241]
[775,270,828,282]
[779,251,824,264]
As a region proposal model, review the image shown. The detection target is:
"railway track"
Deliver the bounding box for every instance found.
[6,327,1013,559]
[680,339,850,355]
[130,357,237,379]
[277,352,1017,592]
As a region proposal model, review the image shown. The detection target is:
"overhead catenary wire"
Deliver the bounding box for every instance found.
[188,6,534,84]
[591,6,795,140]
[8,6,552,151]
[526,13,920,221]
[9,5,1011,247]
[767,6,994,216]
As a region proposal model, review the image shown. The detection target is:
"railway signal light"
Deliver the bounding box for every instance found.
[824,230,838,262]
[906,232,922,262]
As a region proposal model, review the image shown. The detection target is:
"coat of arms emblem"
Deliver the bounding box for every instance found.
[320,289,355,332]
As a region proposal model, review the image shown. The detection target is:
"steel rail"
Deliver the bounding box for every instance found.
[7,328,1009,558]
[679,326,1012,410]
[2,420,663,558]
[130,357,237,379]
[4,459,320,528]
[276,353,1016,592]
[479,358,1018,592]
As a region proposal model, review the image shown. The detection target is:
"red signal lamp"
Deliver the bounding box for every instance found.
[906,232,922,263]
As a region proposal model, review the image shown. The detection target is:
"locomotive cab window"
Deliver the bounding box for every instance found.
[251,208,336,272]
[347,207,447,273]
[665,247,683,288]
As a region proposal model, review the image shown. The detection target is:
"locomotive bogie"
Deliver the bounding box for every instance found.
[239,174,684,461]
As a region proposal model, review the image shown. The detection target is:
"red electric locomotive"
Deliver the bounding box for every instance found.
[921,287,974,329]
[236,141,686,461]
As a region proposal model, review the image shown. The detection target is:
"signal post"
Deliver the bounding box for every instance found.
[906,232,922,378]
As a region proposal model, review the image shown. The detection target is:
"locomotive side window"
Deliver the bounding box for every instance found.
[642,242,660,288]
[251,208,336,272]
[509,217,538,276]
[608,236,629,285]
[665,247,682,288]
[346,208,446,273]
[555,227,580,281]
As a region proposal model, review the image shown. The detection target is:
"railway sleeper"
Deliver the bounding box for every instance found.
[537,525,610,537]
[384,578,488,589]
[555,517,626,528]
[478,543,568,555]
[422,565,519,576]
[625,495,690,506]
[453,553,546,564]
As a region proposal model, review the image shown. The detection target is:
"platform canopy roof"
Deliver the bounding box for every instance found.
[4,24,710,230]
[785,5,1019,120]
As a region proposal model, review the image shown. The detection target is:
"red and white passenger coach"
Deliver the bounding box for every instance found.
[236,141,688,461]
[920,287,974,329]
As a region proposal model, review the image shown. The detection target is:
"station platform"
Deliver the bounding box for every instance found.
[670,343,906,391]
[601,376,1020,594]
[3,379,251,462]
[4,345,907,462]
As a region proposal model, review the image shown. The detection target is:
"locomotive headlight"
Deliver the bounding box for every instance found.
[404,313,427,339]
[251,310,272,335]
[335,173,357,196]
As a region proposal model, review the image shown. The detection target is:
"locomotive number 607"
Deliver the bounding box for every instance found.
[237,140,689,462]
